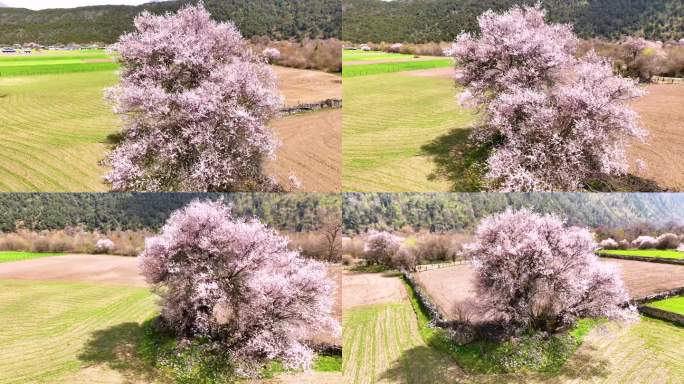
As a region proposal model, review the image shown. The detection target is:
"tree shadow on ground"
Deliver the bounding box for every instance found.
[421,127,666,193]
[103,132,124,145]
[420,128,488,192]
[378,345,463,384]
[585,174,666,192]
[78,322,159,384]
[378,339,611,384]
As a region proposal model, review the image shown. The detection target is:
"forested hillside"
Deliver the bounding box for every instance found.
[0,0,341,44]
[0,193,340,232]
[342,0,684,43]
[343,193,684,233]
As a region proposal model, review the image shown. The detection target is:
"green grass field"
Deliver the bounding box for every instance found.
[599,249,684,260]
[342,69,476,191]
[0,70,119,191]
[343,303,458,384]
[0,50,121,191]
[344,273,684,383]
[647,295,684,315]
[0,51,118,77]
[342,50,416,62]
[343,59,454,77]
[0,251,64,263]
[0,279,158,384]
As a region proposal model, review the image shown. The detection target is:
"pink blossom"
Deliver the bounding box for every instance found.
[139,199,339,372]
[465,209,636,333]
[105,4,283,191]
[449,5,647,191]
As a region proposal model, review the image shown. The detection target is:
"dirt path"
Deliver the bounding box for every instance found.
[268,109,341,192]
[272,66,341,107]
[628,84,684,190]
[416,259,684,320]
[0,254,145,287]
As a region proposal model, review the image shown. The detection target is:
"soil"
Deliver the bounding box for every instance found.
[628,84,684,191]
[342,270,408,309]
[415,259,684,320]
[268,109,341,192]
[0,254,145,287]
[272,66,341,107]
[399,66,455,80]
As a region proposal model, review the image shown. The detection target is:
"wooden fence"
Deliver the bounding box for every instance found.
[652,76,684,85]
[415,260,467,272]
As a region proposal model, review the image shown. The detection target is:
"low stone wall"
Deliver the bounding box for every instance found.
[598,253,684,266]
[280,98,342,115]
[631,286,684,306]
[638,306,684,326]
[402,271,449,326]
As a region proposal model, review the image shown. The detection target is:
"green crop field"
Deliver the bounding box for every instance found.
[0,279,157,384]
[0,70,119,191]
[647,295,684,315]
[343,303,458,384]
[343,59,453,77]
[342,50,417,62]
[342,69,476,191]
[344,274,684,383]
[0,251,64,263]
[599,249,684,260]
[0,51,118,77]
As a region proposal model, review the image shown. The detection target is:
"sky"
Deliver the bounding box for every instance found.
[0,0,153,10]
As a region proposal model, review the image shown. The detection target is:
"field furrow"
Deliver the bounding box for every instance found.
[0,279,158,384]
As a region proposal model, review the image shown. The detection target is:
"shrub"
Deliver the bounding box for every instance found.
[599,238,619,250]
[251,37,342,72]
[362,231,402,266]
[106,4,283,192]
[262,47,281,63]
[139,199,339,373]
[342,237,364,258]
[389,43,403,53]
[655,233,680,250]
[95,238,115,254]
[341,254,354,266]
[415,234,461,263]
[450,5,646,191]
[465,209,635,335]
[618,239,631,250]
[632,235,657,249]
[391,246,417,272]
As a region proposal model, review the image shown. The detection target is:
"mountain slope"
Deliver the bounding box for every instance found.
[0,0,341,44]
[342,0,683,43]
[342,193,684,233]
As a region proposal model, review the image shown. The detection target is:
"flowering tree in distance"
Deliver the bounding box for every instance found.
[465,209,635,334]
[363,231,402,266]
[450,5,647,191]
[106,4,283,191]
[139,199,339,372]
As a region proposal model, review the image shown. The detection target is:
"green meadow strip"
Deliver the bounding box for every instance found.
[0,251,65,263]
[0,62,120,77]
[342,59,453,77]
[647,295,684,316]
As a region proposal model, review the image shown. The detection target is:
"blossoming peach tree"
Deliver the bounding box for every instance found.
[139,199,339,373]
[450,5,647,191]
[465,209,635,335]
[105,4,283,191]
